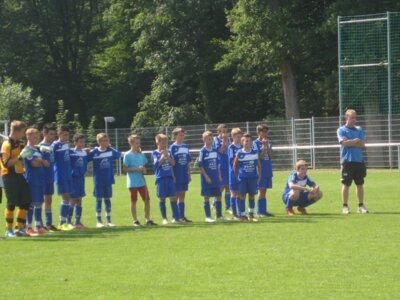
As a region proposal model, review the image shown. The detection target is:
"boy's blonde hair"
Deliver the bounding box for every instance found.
[128,134,140,144]
[10,120,27,132]
[25,127,39,136]
[202,130,213,139]
[231,127,242,136]
[216,124,227,132]
[155,133,167,143]
[96,132,108,141]
[345,109,357,118]
[295,160,308,170]
[172,127,184,137]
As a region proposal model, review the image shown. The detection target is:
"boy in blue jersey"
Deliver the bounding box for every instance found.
[39,123,58,231]
[337,109,368,214]
[169,127,192,223]
[89,133,121,228]
[198,131,222,222]
[69,134,88,229]
[24,128,49,236]
[152,133,179,225]
[228,128,243,220]
[233,133,260,222]
[213,124,231,213]
[253,124,274,217]
[282,160,323,216]
[123,135,156,226]
[52,125,74,231]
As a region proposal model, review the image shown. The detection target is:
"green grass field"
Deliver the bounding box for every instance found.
[1,169,399,299]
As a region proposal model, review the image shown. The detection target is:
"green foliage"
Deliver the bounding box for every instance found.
[70,113,84,134]
[0,77,45,125]
[86,115,97,147]
[55,100,69,127]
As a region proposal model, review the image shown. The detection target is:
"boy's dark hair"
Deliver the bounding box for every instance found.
[243,133,252,139]
[73,133,85,143]
[42,123,56,134]
[256,124,269,132]
[57,124,70,133]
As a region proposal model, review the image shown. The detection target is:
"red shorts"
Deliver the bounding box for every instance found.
[129,186,150,203]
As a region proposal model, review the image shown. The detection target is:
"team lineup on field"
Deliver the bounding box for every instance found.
[0,109,367,238]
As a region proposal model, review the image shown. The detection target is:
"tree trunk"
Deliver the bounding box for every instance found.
[281,57,300,119]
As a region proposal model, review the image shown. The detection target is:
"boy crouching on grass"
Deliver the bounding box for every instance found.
[152,133,179,225]
[123,135,156,227]
[282,160,323,216]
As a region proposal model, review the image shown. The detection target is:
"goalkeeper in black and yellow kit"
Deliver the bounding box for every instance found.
[0,120,32,237]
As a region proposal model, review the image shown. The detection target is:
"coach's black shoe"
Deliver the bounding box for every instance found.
[146,220,158,226]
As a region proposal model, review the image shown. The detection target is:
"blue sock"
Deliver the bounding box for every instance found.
[104,198,112,223]
[171,201,179,220]
[249,199,255,217]
[96,199,102,223]
[33,205,42,229]
[216,200,222,218]
[45,208,52,226]
[67,204,74,223]
[224,193,230,210]
[204,201,211,218]
[238,199,245,217]
[257,198,267,215]
[75,205,82,224]
[178,202,185,219]
[27,205,34,228]
[159,201,167,219]
[230,197,237,217]
[60,201,69,224]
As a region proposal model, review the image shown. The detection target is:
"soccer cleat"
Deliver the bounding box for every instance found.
[5,229,16,238]
[145,220,157,226]
[74,223,87,230]
[106,223,116,227]
[226,209,233,215]
[58,223,74,231]
[342,206,350,215]
[46,225,60,232]
[162,219,168,225]
[249,216,259,222]
[216,217,226,222]
[171,219,181,224]
[14,229,29,237]
[133,220,141,227]
[205,217,215,223]
[230,216,240,221]
[96,222,105,228]
[297,207,308,215]
[357,205,369,214]
[66,223,75,230]
[286,207,295,216]
[240,216,249,222]
[265,212,275,217]
[256,214,267,218]
[181,217,192,223]
[36,227,47,235]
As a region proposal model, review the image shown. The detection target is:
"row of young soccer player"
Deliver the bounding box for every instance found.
[0,120,325,238]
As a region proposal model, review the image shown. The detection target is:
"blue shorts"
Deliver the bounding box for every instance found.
[229,171,239,192]
[93,184,112,198]
[258,176,272,189]
[238,178,258,195]
[282,192,315,208]
[175,182,189,192]
[156,177,176,199]
[29,184,44,204]
[56,179,73,195]
[70,176,85,199]
[44,182,54,195]
[220,168,229,187]
[201,186,222,197]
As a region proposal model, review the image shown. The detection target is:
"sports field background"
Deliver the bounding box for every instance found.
[1,169,399,299]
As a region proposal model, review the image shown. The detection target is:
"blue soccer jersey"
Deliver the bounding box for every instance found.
[169,143,191,184]
[228,143,242,187]
[70,148,88,177]
[39,141,55,184]
[213,136,229,171]
[24,146,45,186]
[198,146,220,188]
[52,140,72,183]
[123,151,148,188]
[337,125,366,163]
[152,150,174,182]
[236,148,259,180]
[282,172,315,198]
[253,138,273,178]
[89,147,121,186]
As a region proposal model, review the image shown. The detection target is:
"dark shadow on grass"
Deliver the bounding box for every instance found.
[368,211,400,215]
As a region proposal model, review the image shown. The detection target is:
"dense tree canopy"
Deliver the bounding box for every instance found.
[0,0,399,128]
